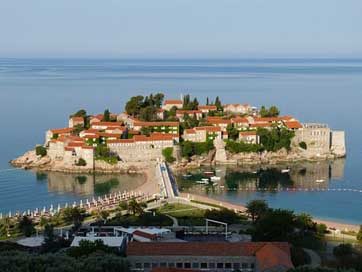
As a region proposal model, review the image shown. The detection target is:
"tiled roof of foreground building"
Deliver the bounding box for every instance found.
[127,242,293,272]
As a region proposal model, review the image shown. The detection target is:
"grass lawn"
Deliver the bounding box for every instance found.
[157,203,206,218]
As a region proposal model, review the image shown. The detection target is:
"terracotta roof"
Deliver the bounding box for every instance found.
[67,142,85,147]
[185,129,196,134]
[64,147,74,152]
[253,117,283,122]
[83,134,99,139]
[208,119,231,125]
[128,130,140,135]
[284,121,302,129]
[127,242,291,257]
[164,100,183,105]
[134,121,179,127]
[134,134,174,142]
[232,117,249,123]
[98,132,122,138]
[224,103,248,108]
[256,243,293,271]
[105,126,126,131]
[50,128,73,134]
[133,230,157,239]
[195,126,221,132]
[90,115,103,120]
[250,123,273,128]
[81,146,94,150]
[82,129,99,134]
[70,117,84,122]
[198,105,217,110]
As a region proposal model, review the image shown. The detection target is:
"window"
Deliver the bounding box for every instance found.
[217,263,224,269]
[192,263,199,269]
[152,263,158,268]
[168,263,175,268]
[250,263,255,269]
[233,263,240,269]
[135,263,142,269]
[184,263,191,269]
[242,263,248,269]
[209,263,215,269]
[200,263,207,269]
[143,263,150,269]
[176,263,183,268]
[225,263,232,269]
[160,263,167,268]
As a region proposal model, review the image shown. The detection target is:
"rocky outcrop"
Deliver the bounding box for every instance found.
[10,150,147,174]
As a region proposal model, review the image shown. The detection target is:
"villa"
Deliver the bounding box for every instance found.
[224,103,251,114]
[198,105,217,114]
[162,100,183,111]
[176,110,203,121]
[68,116,84,128]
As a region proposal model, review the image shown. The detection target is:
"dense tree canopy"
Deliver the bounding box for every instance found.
[260,105,280,117]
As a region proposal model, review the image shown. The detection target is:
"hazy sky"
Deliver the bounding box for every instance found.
[1,0,361,58]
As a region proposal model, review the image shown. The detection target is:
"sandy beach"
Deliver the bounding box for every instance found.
[180,192,360,232]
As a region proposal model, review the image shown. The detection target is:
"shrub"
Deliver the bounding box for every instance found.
[75,158,87,166]
[225,140,262,153]
[180,140,214,158]
[162,147,176,163]
[299,141,307,150]
[35,146,47,157]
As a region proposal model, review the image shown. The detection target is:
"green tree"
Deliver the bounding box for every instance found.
[357,225,362,241]
[253,209,295,241]
[299,141,307,150]
[295,213,314,234]
[75,158,87,166]
[36,145,47,157]
[70,109,87,118]
[118,201,129,211]
[61,207,85,230]
[103,109,111,121]
[226,124,239,140]
[246,199,269,223]
[333,243,353,259]
[18,216,35,237]
[140,126,152,136]
[127,199,146,215]
[268,106,280,117]
[140,106,156,121]
[125,95,144,116]
[215,96,222,110]
[162,147,176,163]
[181,141,194,158]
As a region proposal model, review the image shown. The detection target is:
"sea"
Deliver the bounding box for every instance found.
[0,58,361,224]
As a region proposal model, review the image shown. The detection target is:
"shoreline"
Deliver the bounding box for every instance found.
[181,192,360,232]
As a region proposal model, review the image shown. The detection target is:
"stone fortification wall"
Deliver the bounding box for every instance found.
[292,123,331,156]
[108,141,174,162]
[330,131,346,157]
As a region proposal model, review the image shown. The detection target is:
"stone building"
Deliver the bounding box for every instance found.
[133,121,179,135]
[182,126,223,143]
[224,104,251,114]
[162,100,183,111]
[68,117,84,128]
[107,134,175,162]
[198,105,217,114]
[127,242,293,272]
[239,131,259,144]
[45,127,73,144]
[176,110,203,121]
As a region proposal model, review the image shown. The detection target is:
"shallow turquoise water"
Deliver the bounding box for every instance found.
[0,58,361,223]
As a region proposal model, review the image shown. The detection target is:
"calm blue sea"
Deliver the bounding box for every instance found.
[0,58,362,224]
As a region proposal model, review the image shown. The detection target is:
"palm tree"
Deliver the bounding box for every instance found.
[246,199,269,223]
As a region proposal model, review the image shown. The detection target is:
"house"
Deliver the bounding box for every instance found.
[231,117,249,130]
[198,105,217,114]
[89,114,103,124]
[91,121,122,130]
[133,121,179,135]
[157,109,166,120]
[162,100,183,111]
[283,121,302,130]
[239,131,259,144]
[206,117,231,132]
[124,116,140,129]
[182,126,223,142]
[224,104,251,114]
[45,127,74,144]
[68,117,84,128]
[126,242,294,272]
[176,110,203,121]
[71,236,125,250]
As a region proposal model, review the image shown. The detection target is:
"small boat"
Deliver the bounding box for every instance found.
[204,171,214,175]
[201,178,210,182]
[281,169,290,173]
[183,174,192,178]
[210,176,221,181]
[315,179,325,183]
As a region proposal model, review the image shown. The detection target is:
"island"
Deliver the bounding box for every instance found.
[11,93,346,173]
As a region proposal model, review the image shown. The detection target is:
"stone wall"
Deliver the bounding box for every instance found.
[108,141,174,162]
[330,131,346,157]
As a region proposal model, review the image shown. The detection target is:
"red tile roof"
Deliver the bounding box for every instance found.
[133,230,157,239]
[91,122,122,127]
[98,132,122,138]
[50,128,73,134]
[127,242,291,257]
[108,139,134,144]
[232,117,249,123]
[164,100,183,105]
[256,243,294,271]
[185,129,196,134]
[195,126,221,132]
[284,121,302,129]
[239,131,257,136]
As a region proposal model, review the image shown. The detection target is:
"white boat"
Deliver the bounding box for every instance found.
[210,176,221,181]
[281,169,290,173]
[183,174,192,178]
[315,179,325,183]
[201,178,210,182]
